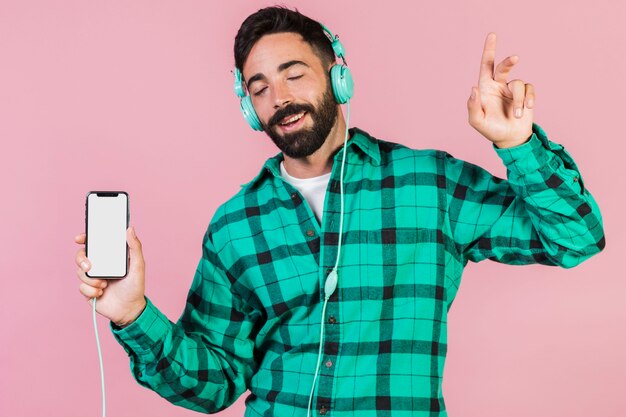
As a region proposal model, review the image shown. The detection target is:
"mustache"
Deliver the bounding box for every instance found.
[269,103,315,127]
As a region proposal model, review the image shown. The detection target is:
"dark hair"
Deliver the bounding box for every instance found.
[234,6,335,75]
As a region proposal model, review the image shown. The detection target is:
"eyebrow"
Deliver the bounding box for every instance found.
[246,60,309,90]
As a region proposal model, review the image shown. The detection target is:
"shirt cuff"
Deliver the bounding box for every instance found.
[493,123,551,176]
[109,296,171,362]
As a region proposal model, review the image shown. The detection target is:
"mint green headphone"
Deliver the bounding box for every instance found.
[233,23,354,131]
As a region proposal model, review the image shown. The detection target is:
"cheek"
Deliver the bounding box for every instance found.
[250,97,273,123]
[297,79,324,102]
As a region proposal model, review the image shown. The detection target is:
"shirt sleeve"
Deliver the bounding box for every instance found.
[109,226,258,413]
[445,122,605,268]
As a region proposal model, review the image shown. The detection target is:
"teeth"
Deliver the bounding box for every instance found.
[281,112,304,125]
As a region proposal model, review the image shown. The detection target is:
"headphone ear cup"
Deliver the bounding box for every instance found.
[330,64,354,104]
[240,95,263,131]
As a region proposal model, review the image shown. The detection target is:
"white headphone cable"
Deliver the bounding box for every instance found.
[93,297,106,417]
[306,100,350,417]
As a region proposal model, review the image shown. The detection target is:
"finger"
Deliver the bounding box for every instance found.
[507,79,526,118]
[525,83,535,108]
[494,55,519,84]
[77,267,108,289]
[75,233,85,244]
[467,86,484,128]
[79,282,103,299]
[85,295,94,307]
[127,226,145,268]
[75,249,91,271]
[478,32,497,85]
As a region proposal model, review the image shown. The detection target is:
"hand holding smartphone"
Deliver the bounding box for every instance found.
[75,191,147,327]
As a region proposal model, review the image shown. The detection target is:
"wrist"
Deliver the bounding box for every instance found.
[114,298,147,328]
[494,130,533,149]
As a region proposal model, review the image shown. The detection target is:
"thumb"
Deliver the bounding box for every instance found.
[467,86,484,127]
[127,226,144,259]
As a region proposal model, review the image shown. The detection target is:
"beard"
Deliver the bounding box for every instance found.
[262,84,338,159]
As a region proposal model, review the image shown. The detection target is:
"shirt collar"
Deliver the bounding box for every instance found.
[242,127,381,190]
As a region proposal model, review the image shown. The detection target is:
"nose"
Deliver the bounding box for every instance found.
[272,80,294,109]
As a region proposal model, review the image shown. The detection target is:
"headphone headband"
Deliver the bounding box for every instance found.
[320,23,347,65]
[233,68,245,98]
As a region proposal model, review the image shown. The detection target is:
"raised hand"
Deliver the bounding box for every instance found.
[467,32,535,149]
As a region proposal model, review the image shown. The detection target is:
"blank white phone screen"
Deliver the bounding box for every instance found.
[87,192,128,278]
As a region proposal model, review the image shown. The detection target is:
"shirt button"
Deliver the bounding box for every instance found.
[137,371,142,377]
[573,176,579,182]
[328,316,337,324]
[306,229,315,237]
[325,360,333,368]
[291,192,298,200]
[319,406,328,415]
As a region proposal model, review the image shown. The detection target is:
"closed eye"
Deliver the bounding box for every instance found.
[253,75,302,96]
[253,87,267,97]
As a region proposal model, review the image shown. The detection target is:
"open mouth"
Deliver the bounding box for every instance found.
[277,111,307,132]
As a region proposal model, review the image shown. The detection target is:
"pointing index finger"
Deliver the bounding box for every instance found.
[479,32,497,84]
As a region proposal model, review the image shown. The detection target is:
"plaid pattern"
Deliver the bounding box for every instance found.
[111,123,605,416]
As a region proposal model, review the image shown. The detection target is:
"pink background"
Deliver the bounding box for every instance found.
[1,0,624,416]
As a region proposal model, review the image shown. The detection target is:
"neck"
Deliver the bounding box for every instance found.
[282,109,347,179]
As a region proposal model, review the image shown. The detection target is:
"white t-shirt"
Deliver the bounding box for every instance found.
[280,161,331,224]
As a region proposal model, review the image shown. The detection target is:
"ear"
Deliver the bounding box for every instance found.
[326,60,335,72]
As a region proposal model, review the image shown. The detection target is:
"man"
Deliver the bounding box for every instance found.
[74,6,605,416]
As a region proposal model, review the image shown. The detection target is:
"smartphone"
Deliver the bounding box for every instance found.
[85,191,130,278]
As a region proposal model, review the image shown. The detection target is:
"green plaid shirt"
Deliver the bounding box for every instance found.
[111,124,604,416]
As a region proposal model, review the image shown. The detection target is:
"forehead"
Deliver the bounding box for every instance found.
[243,32,323,78]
